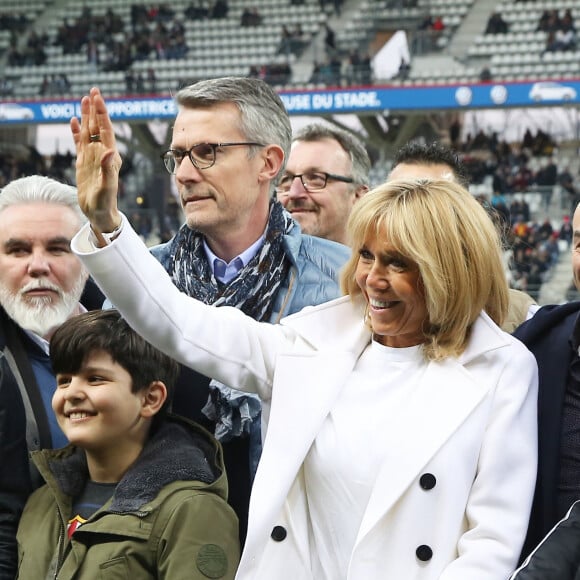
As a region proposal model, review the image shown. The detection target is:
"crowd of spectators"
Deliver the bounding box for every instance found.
[49,4,190,79]
[446,127,579,299]
[2,0,381,93]
[7,29,47,67]
[0,12,28,34]
[539,8,576,52]
[54,7,123,57]
[0,148,75,189]
[476,190,563,300]
[508,216,561,299]
[7,0,245,97]
[6,0,567,100]
[0,147,181,244]
[458,127,559,189]
[271,18,373,88]
[277,24,308,57]
[411,14,446,54]
[39,73,71,96]
[306,49,372,87]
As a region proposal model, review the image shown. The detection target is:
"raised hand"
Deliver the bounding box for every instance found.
[70,87,123,234]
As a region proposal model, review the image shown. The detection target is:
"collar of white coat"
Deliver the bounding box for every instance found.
[280,295,512,364]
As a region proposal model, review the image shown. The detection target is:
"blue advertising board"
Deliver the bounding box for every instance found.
[0,80,579,125]
[280,80,580,114]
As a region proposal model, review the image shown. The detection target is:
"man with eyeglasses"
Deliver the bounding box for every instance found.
[70,80,350,548]
[277,123,370,245]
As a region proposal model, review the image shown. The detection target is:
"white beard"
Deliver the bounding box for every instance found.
[0,276,86,338]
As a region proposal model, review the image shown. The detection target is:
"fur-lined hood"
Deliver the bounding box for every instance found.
[31,413,226,511]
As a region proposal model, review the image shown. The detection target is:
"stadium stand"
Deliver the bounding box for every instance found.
[2,0,328,97]
[0,0,579,93]
[467,3,580,82]
[338,0,470,57]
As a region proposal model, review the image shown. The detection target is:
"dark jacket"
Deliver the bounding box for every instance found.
[16,415,240,579]
[513,301,580,561]
[0,308,49,580]
[510,501,580,579]
[0,354,31,580]
[0,281,104,579]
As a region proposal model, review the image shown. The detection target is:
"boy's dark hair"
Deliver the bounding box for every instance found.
[393,141,470,188]
[50,310,179,421]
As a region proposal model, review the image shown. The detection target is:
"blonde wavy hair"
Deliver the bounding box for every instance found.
[340,179,509,360]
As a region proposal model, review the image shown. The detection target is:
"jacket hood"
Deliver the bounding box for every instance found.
[32,414,226,513]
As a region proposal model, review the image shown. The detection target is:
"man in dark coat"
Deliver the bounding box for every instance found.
[514,301,580,560]
[514,201,580,562]
[0,175,103,578]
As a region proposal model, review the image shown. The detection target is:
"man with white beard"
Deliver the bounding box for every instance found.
[0,175,95,580]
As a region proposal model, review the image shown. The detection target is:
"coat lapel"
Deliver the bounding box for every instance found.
[356,354,493,544]
[244,350,358,562]
[244,297,369,560]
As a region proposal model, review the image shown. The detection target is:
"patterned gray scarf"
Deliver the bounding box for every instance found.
[166,199,293,322]
[165,200,294,449]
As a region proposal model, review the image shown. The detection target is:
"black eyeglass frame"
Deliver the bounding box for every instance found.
[276,171,355,193]
[160,142,265,174]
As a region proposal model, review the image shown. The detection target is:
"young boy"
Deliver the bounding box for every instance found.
[16,309,240,579]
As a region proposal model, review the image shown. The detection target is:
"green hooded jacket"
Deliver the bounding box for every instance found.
[16,414,240,579]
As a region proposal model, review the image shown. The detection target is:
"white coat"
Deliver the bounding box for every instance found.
[73,217,539,580]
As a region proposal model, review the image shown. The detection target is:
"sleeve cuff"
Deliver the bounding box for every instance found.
[89,221,124,247]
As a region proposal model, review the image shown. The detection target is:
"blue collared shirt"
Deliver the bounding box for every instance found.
[203,234,265,284]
